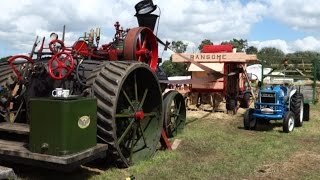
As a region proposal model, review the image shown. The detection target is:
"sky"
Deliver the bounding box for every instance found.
[0,0,320,58]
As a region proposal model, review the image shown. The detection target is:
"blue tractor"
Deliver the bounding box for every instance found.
[243,84,310,133]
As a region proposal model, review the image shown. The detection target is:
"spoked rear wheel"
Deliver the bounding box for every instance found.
[163,90,186,137]
[88,61,163,167]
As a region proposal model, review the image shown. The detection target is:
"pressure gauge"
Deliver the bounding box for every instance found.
[50,33,58,40]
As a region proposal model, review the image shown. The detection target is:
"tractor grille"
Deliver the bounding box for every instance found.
[260,92,276,103]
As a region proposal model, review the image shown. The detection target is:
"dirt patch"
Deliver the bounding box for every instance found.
[252,151,320,180]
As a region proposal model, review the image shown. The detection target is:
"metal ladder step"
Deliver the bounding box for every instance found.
[0,122,30,135]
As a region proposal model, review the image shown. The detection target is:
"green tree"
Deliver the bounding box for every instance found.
[257,47,285,66]
[285,51,320,80]
[0,56,10,62]
[161,41,190,76]
[285,51,320,64]
[171,41,188,53]
[198,39,213,51]
[221,38,248,52]
[246,46,258,54]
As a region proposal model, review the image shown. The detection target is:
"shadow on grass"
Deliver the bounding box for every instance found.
[2,158,113,180]
[185,112,212,125]
[238,121,285,132]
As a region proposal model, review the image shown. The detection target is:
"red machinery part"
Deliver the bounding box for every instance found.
[49,39,66,54]
[8,55,35,81]
[202,44,233,53]
[72,40,89,55]
[48,52,75,80]
[123,27,158,72]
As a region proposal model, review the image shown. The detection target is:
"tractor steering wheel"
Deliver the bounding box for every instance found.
[49,39,65,54]
[48,52,75,80]
[8,55,35,81]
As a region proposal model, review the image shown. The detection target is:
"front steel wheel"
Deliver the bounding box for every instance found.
[163,90,186,137]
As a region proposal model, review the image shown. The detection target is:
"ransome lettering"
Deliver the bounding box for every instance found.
[189,54,227,61]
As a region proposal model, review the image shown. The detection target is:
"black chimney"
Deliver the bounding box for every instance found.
[134,0,159,31]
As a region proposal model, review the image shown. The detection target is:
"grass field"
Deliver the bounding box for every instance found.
[14,104,320,180]
[91,104,320,180]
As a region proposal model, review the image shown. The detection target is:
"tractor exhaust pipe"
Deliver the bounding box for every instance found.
[134,0,158,31]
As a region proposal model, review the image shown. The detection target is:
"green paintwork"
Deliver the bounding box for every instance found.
[29,97,97,156]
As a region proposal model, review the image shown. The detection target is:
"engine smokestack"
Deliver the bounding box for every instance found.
[134,0,159,31]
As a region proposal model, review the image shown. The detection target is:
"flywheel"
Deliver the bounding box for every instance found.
[87,61,163,167]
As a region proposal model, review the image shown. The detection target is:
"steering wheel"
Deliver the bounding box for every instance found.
[8,55,35,81]
[48,52,75,80]
[49,39,65,54]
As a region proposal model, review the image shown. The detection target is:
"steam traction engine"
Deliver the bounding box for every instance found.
[0,0,186,169]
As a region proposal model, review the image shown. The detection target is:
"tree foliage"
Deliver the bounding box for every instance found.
[246,46,258,54]
[161,41,190,76]
[171,41,188,53]
[198,39,213,51]
[257,47,285,66]
[0,56,10,62]
[221,38,248,52]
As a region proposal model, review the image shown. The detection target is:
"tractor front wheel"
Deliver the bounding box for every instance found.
[283,111,295,133]
[244,108,256,130]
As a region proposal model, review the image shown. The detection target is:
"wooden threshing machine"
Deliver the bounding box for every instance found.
[0,0,186,170]
[172,45,257,113]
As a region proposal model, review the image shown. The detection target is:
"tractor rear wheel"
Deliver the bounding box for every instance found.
[87,61,163,168]
[283,111,295,133]
[303,103,310,121]
[240,92,251,108]
[243,108,256,130]
[290,93,303,127]
[163,90,186,137]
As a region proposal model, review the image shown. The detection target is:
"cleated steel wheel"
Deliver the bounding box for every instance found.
[163,90,186,138]
[87,61,163,167]
[0,61,14,87]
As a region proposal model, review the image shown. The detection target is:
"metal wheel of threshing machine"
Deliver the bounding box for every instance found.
[86,61,163,167]
[163,90,186,138]
[123,27,158,72]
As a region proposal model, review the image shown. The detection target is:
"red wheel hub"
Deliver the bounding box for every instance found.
[8,55,34,81]
[49,39,65,54]
[48,52,75,80]
[135,111,145,121]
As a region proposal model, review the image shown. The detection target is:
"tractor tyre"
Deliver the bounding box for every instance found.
[303,103,310,121]
[240,93,251,108]
[87,61,163,168]
[290,93,303,127]
[283,111,295,133]
[243,108,256,130]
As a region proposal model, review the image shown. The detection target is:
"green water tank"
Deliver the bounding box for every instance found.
[29,97,97,156]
